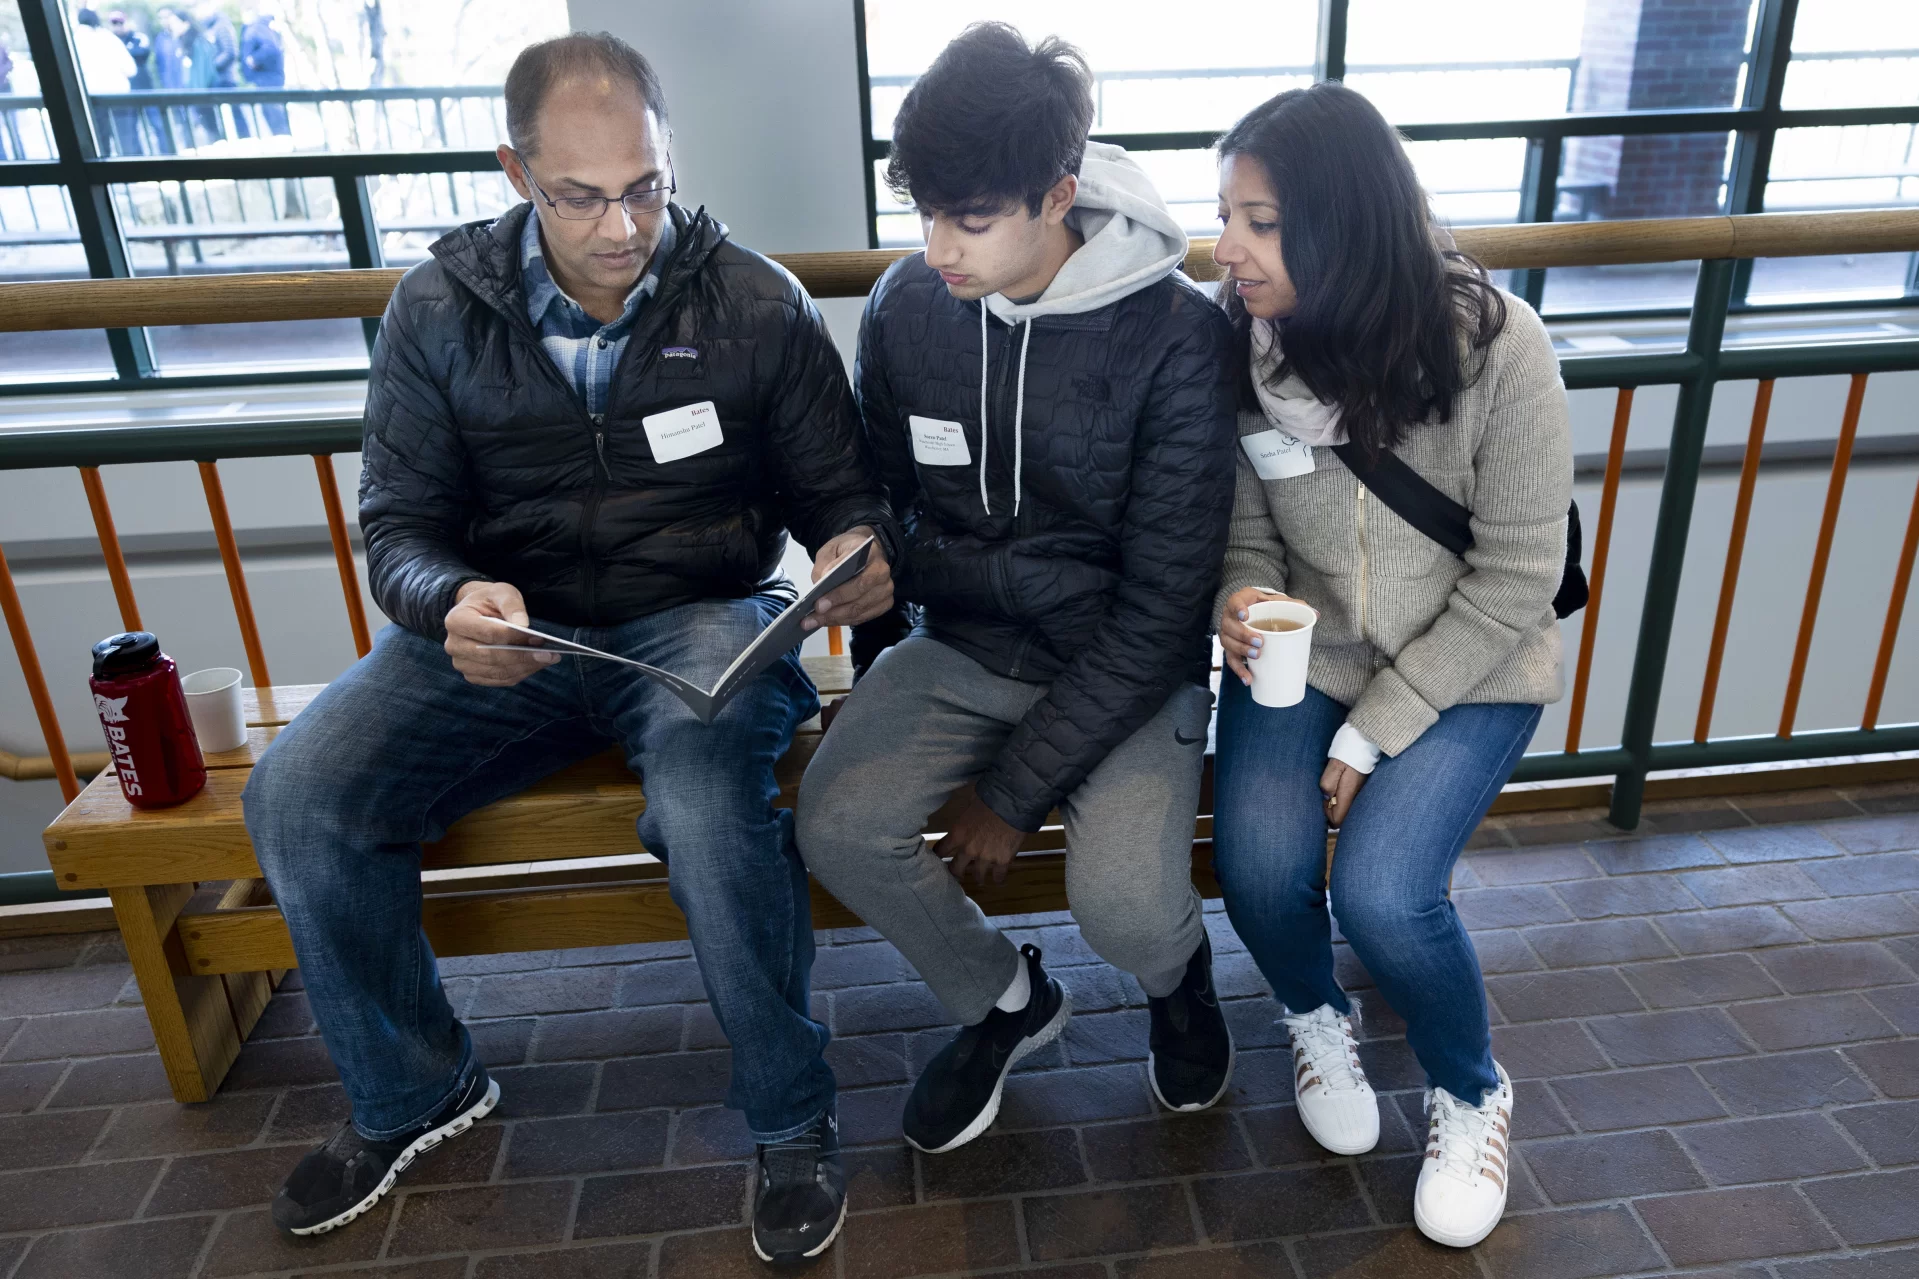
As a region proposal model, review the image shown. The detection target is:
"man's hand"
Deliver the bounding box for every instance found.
[1219,586,1305,686]
[444,581,558,687]
[939,784,1026,887]
[804,525,894,632]
[1321,758,1366,828]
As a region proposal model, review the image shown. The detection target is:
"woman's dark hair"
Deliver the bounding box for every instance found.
[886,22,1094,217]
[1217,82,1506,455]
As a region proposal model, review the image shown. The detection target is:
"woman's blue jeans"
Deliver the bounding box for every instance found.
[1213,678,1541,1103]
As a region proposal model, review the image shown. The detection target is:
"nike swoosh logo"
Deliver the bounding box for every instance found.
[1174,730,1203,746]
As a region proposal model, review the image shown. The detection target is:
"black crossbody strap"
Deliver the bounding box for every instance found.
[1330,442,1474,558]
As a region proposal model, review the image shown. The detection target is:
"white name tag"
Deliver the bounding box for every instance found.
[909,415,972,466]
[642,401,724,463]
[1241,429,1316,480]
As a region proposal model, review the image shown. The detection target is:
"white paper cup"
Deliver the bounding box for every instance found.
[182,667,247,754]
[1245,599,1318,708]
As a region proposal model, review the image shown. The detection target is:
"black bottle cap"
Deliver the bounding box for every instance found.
[92,632,161,679]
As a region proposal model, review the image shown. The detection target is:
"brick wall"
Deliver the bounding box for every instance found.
[1562,0,1753,219]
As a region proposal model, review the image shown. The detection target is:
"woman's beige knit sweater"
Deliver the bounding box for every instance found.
[1215,292,1573,757]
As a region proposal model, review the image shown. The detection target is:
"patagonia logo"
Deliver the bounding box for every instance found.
[661,346,699,359]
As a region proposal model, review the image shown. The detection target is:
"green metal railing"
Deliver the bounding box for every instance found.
[2,219,1919,914]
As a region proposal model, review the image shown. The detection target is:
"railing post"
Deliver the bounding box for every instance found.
[1516,133,1563,308]
[1315,0,1349,83]
[333,173,384,353]
[1608,257,1736,830]
[79,466,141,633]
[313,454,372,658]
[197,461,271,689]
[0,543,79,802]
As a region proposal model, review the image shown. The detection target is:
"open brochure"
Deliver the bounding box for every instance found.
[479,536,873,725]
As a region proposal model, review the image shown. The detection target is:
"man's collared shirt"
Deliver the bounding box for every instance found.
[520,208,676,419]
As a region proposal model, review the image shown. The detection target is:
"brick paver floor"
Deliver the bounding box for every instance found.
[2,782,1917,1277]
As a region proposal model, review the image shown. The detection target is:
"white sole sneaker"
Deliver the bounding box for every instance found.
[905,990,1073,1155]
[1413,1063,1513,1249]
[752,1193,848,1263]
[290,1076,502,1237]
[1147,1043,1236,1113]
[1284,1005,1379,1155]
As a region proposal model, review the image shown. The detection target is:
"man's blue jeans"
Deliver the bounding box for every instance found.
[242,596,831,1143]
[1212,678,1541,1104]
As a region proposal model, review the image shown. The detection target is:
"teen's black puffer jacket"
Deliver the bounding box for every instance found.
[359,202,899,638]
[856,253,1237,831]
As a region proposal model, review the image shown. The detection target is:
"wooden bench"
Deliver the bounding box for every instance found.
[42,654,1222,1104]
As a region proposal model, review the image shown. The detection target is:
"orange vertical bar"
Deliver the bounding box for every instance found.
[313,455,372,658]
[1563,386,1633,754]
[1779,371,1867,737]
[828,625,845,657]
[79,467,142,633]
[0,543,79,802]
[198,461,271,689]
[1862,470,1919,732]
[1695,379,1773,743]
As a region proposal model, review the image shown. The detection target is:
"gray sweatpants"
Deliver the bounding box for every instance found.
[796,634,1212,1026]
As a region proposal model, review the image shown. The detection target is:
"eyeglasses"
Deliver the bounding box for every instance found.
[523,159,676,222]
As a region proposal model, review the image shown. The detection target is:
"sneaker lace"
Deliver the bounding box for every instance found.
[761,1128,821,1189]
[1425,1088,1499,1184]
[1284,1008,1364,1094]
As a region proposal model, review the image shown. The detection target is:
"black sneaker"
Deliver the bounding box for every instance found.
[1147,933,1235,1112]
[752,1108,847,1264]
[271,1068,500,1236]
[902,943,1071,1154]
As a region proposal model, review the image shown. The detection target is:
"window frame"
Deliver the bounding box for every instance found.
[1,0,504,395]
[854,0,1919,324]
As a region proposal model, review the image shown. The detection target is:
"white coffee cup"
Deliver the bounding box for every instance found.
[182,667,247,754]
[1245,598,1318,708]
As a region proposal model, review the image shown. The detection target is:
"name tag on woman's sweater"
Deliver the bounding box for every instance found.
[1241,429,1316,479]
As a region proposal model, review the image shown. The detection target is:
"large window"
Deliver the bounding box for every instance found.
[859,0,1919,319]
[0,0,563,387]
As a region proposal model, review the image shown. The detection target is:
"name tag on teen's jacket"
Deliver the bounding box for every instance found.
[1240,429,1316,480]
[643,401,724,463]
[909,415,972,466]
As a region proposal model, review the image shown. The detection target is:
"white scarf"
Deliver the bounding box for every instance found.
[1250,320,1347,447]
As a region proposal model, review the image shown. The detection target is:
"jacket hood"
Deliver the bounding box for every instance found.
[428,201,729,328]
[983,142,1188,323]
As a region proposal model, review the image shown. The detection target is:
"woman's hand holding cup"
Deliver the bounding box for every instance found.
[1220,586,1306,686]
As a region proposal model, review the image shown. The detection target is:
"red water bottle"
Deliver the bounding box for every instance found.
[88,632,206,809]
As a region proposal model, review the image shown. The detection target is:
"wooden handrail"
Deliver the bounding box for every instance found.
[0,208,1914,333]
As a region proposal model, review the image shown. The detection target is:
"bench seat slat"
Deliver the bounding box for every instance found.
[173,843,1224,977]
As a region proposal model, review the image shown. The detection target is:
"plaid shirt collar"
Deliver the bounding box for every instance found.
[520,206,675,342]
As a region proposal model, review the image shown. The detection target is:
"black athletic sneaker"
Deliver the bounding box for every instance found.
[902,943,1071,1154]
[752,1108,847,1264]
[271,1068,501,1236]
[1147,933,1235,1111]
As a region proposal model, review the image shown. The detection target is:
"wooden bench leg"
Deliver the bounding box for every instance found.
[111,882,273,1103]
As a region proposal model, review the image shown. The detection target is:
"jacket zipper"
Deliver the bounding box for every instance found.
[1355,483,1369,643]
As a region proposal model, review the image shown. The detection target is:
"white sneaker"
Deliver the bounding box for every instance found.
[1281,1004,1378,1155]
[1414,1061,1514,1249]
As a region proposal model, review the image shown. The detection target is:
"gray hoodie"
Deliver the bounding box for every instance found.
[970,142,1189,515]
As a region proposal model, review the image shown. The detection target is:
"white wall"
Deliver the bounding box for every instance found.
[565,0,875,347]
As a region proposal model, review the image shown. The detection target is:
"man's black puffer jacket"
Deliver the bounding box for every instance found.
[856,254,1237,831]
[360,202,899,638]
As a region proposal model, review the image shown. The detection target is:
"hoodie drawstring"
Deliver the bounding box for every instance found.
[977,301,1033,519]
[1011,318,1031,518]
[978,302,991,516]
